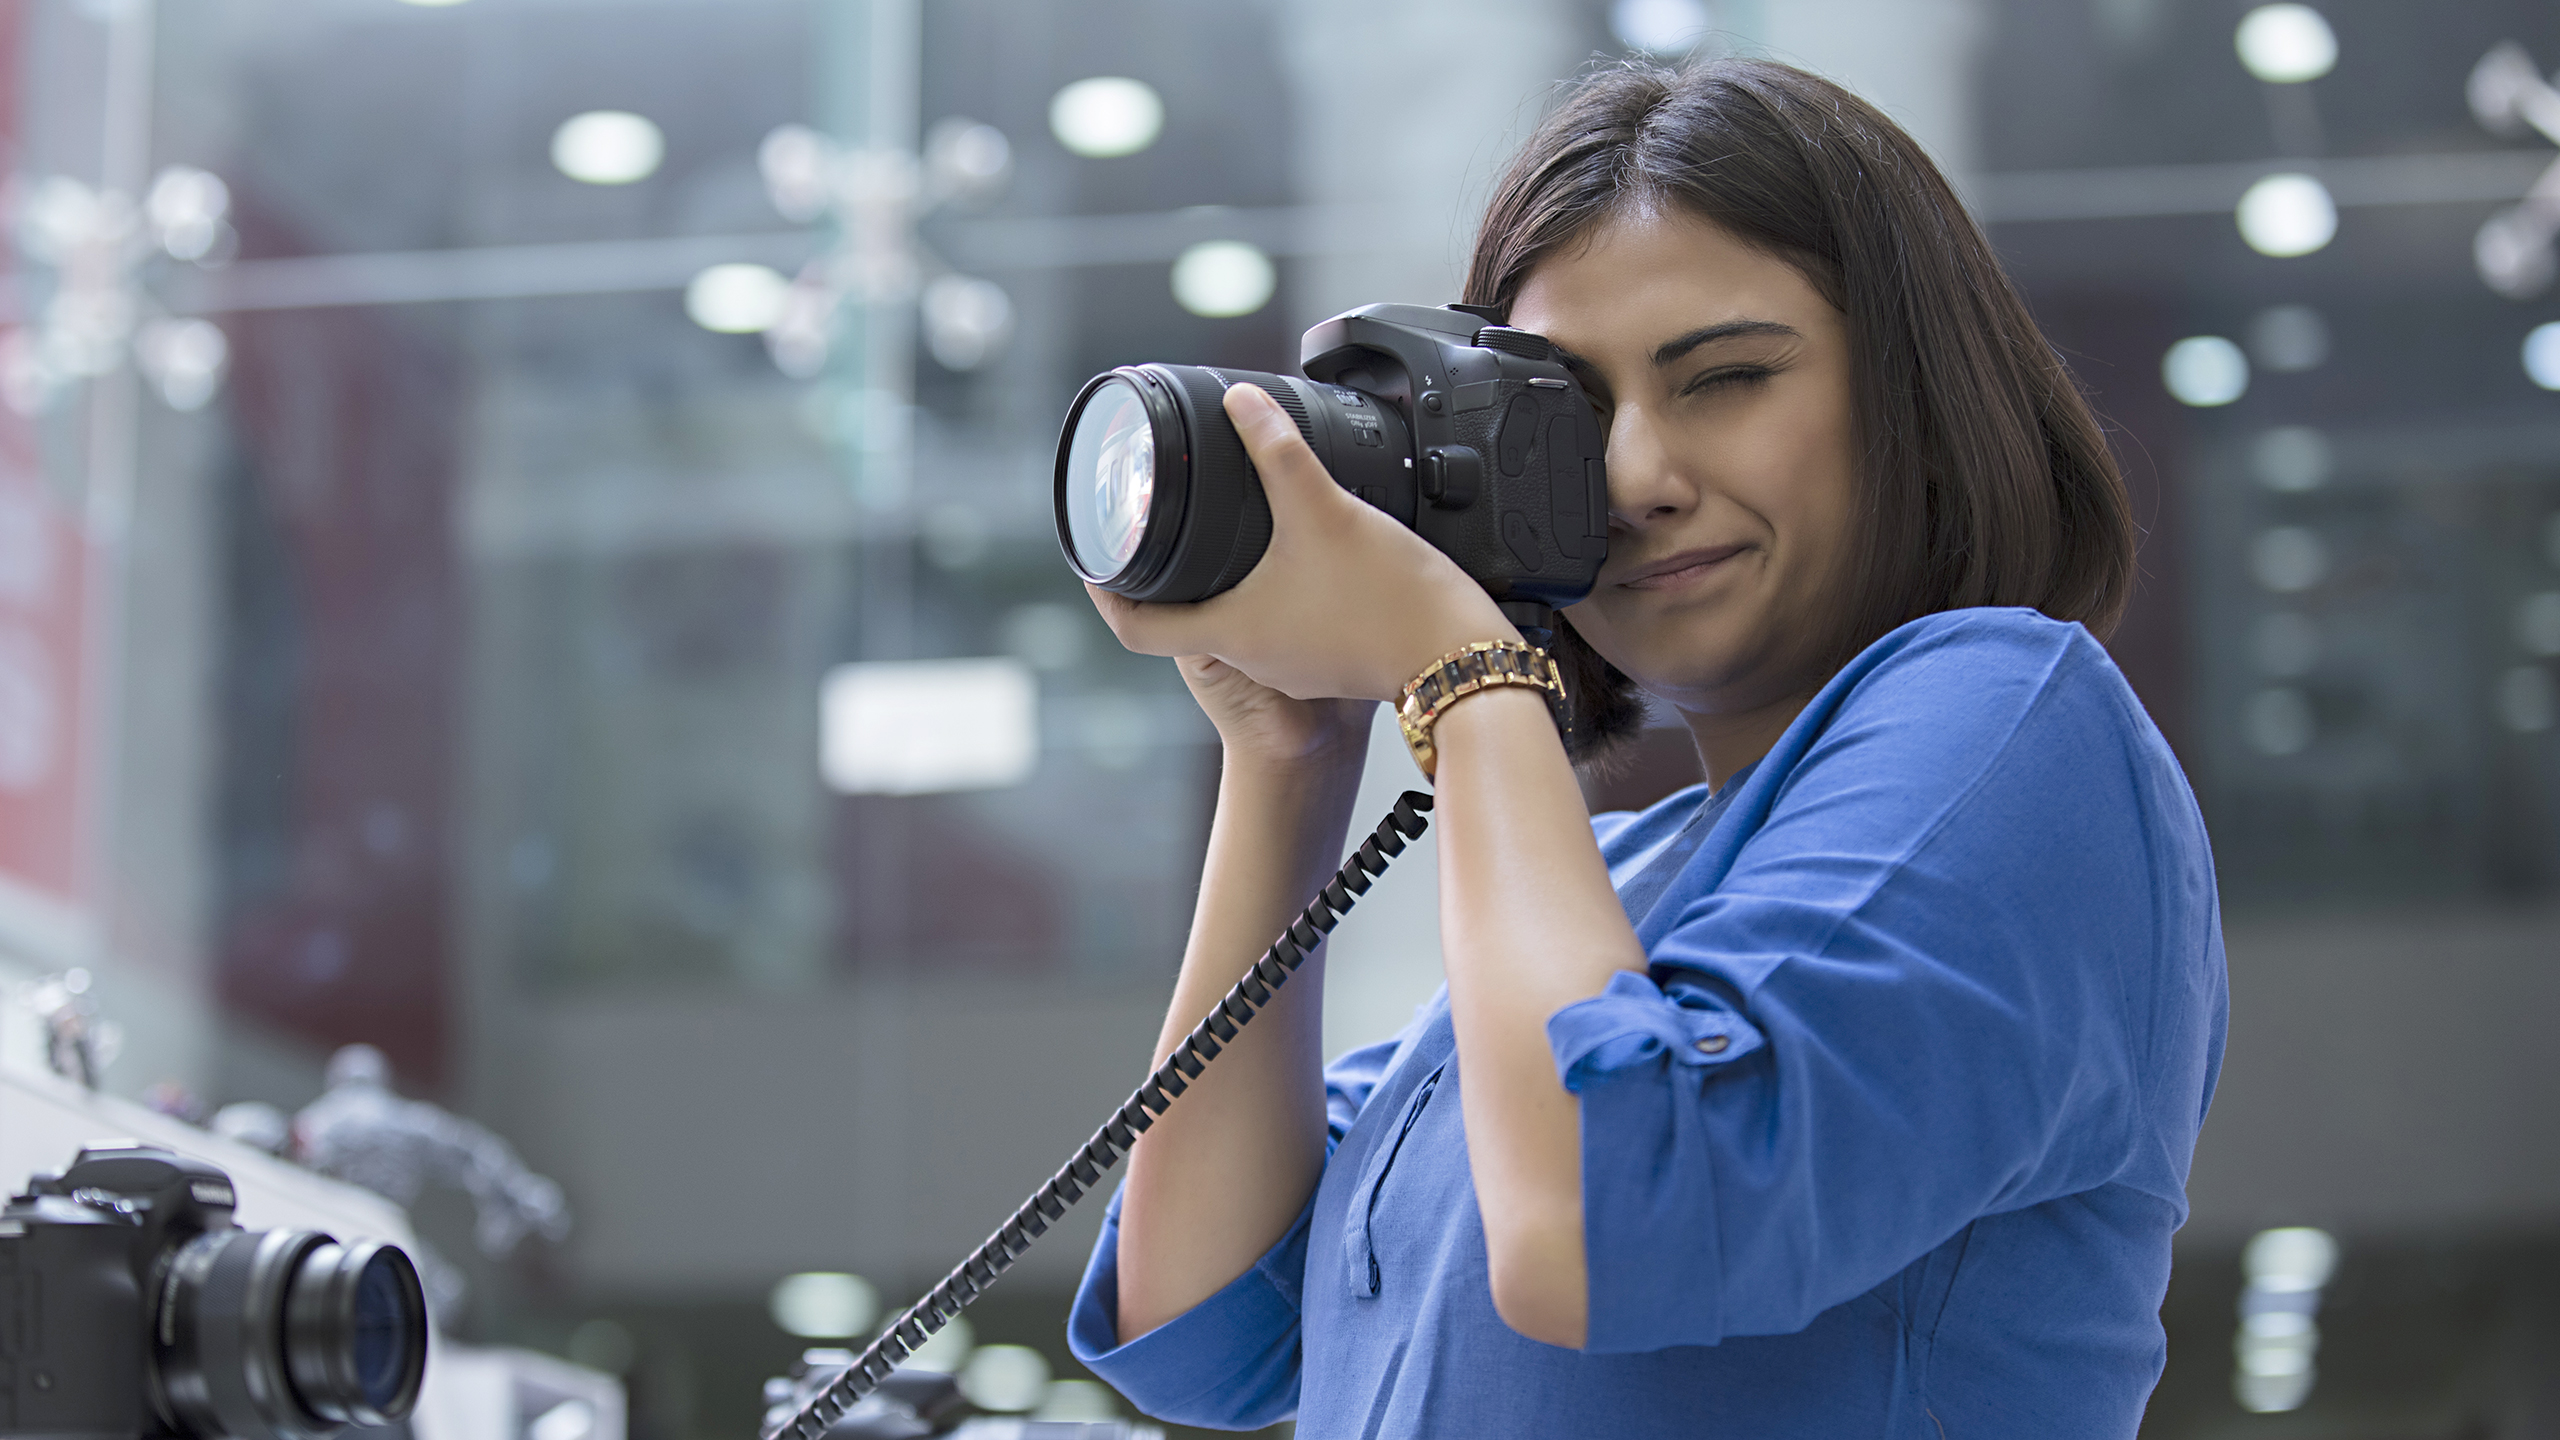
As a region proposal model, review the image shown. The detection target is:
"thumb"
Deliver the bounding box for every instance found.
[1223,383,1343,519]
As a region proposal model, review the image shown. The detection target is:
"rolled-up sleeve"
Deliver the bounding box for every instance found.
[1560,622,2168,1356]
[1067,1021,1418,1426]
[1067,1187,1310,1429]
[1548,969,1766,1091]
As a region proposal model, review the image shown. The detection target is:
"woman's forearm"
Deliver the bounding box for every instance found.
[1114,748,1369,1343]
[1430,685,1650,1349]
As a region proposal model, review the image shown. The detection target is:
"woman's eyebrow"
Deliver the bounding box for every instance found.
[1650,319,1801,368]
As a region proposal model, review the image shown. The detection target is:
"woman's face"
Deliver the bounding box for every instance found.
[1509,207,1863,720]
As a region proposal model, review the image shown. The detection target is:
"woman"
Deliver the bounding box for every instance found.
[1066,58,2225,1437]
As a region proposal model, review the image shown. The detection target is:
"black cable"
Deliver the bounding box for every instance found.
[763,791,1436,1440]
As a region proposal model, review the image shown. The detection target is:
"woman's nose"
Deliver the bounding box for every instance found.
[1604,407,1693,530]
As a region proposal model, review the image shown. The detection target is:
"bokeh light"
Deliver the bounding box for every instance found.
[1171,240,1276,318]
[2235,5,2337,83]
[1049,77,1164,158]
[2163,336,2250,406]
[2237,174,2337,257]
[958,1344,1052,1412]
[767,1273,878,1339]
[685,263,790,333]
[551,111,664,185]
[2523,321,2560,390]
[1611,0,1711,55]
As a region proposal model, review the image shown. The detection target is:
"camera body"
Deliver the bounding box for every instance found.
[1054,303,1610,639]
[0,1143,427,1440]
[1298,303,1610,626]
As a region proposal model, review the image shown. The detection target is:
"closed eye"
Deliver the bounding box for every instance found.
[1680,364,1778,398]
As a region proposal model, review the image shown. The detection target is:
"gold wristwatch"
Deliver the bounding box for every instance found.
[1396,640,1570,780]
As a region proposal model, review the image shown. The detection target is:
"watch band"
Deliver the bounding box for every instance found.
[1396,640,1570,780]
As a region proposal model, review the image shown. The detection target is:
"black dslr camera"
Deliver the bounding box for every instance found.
[1054,303,1610,641]
[0,1143,429,1440]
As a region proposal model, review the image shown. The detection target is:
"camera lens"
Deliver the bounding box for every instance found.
[1060,374,1157,582]
[285,1240,428,1426]
[155,1228,428,1439]
[1055,363,1411,604]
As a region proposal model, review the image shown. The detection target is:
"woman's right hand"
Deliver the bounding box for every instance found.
[1091,584,1375,774]
[1176,652,1373,770]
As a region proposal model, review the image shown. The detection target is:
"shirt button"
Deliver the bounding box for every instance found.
[1695,1035,1730,1055]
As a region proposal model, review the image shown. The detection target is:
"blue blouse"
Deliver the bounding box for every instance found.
[1068,608,2228,1438]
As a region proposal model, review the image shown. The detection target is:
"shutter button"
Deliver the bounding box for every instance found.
[1695,1035,1730,1054]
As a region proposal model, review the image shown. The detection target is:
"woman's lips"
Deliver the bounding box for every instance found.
[1616,544,1748,590]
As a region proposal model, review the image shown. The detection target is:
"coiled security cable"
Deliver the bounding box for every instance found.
[764,791,1436,1440]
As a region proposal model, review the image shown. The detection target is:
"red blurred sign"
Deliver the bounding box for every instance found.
[0,402,90,918]
[0,0,93,936]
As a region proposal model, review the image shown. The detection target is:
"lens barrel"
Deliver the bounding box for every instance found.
[1055,363,1413,603]
[155,1227,428,1440]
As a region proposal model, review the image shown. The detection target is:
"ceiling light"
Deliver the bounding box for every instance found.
[2236,174,2336,257]
[2235,5,2336,83]
[685,263,790,333]
[2163,336,2248,406]
[2524,322,2560,389]
[1049,78,1163,159]
[1171,240,1275,318]
[768,1273,877,1339]
[1611,0,1711,55]
[552,111,664,185]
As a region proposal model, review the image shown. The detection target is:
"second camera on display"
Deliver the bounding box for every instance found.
[0,1143,429,1440]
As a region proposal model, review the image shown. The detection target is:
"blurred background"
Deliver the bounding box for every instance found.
[0,0,2554,1434]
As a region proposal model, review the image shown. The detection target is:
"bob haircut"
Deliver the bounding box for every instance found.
[1464,58,2136,760]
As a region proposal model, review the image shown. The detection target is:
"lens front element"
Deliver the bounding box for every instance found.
[1061,376,1157,581]
[285,1239,428,1426]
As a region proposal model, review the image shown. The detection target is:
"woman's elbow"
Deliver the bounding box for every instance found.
[1485,1227,1588,1349]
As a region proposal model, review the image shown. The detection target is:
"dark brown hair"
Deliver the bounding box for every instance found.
[1466,58,2134,761]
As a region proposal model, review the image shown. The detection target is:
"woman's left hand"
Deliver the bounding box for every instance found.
[1087,383,1517,703]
